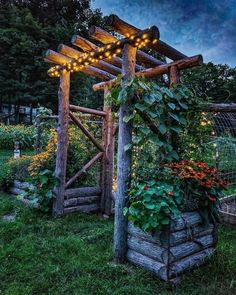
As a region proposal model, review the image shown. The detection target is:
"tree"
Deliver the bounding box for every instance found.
[182,62,236,103]
[0,1,104,121]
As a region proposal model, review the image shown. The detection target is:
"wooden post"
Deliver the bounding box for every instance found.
[168,65,180,150]
[114,44,137,263]
[101,86,115,216]
[169,65,180,86]
[53,70,70,217]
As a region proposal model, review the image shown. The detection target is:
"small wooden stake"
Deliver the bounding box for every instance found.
[53,70,70,217]
[114,44,137,263]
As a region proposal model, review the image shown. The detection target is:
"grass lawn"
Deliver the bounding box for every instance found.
[0,193,236,295]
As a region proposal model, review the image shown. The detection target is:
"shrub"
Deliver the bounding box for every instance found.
[0,124,35,149]
[0,156,32,189]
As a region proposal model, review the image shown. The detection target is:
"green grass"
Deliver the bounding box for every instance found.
[0,193,236,295]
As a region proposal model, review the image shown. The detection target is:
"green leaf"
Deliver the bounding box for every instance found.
[144,95,155,105]
[132,136,142,144]
[123,207,129,216]
[178,101,188,110]
[169,113,180,122]
[140,126,150,135]
[162,87,174,98]
[135,103,147,112]
[124,143,132,152]
[148,111,158,118]
[117,88,127,103]
[159,124,167,135]
[167,102,176,110]
[171,126,182,133]
[123,114,134,123]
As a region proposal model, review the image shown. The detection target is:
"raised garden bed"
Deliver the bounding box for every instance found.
[126,211,217,282]
[220,194,236,227]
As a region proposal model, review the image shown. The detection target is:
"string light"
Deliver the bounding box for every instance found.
[48,31,159,77]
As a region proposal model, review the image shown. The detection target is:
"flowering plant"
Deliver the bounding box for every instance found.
[165,160,227,223]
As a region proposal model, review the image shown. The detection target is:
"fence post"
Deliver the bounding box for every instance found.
[53,70,70,217]
[114,44,137,263]
[101,86,115,216]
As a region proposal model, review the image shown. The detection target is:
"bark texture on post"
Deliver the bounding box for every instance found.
[168,65,180,151]
[114,44,137,263]
[101,86,115,216]
[53,70,70,217]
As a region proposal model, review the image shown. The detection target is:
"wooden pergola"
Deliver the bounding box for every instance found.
[45,14,206,260]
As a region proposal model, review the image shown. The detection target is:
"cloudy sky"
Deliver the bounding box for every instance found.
[91,0,236,66]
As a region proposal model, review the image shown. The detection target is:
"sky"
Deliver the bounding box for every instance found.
[91,0,236,67]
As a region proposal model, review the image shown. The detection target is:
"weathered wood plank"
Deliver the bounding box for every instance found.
[114,44,137,263]
[9,187,25,195]
[64,203,100,214]
[53,70,70,217]
[206,103,236,112]
[65,186,101,198]
[64,195,100,207]
[170,211,203,232]
[169,234,214,262]
[127,235,168,263]
[127,249,167,281]
[128,222,214,247]
[13,180,33,190]
[169,248,215,277]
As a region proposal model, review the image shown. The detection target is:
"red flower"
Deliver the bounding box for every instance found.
[168,191,174,196]
[144,185,149,190]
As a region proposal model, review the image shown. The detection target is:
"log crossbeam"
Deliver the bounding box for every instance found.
[69,111,105,152]
[69,104,106,116]
[65,152,103,188]
[93,55,203,91]
[47,25,159,77]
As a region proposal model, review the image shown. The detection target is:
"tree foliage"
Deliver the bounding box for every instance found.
[182,62,236,103]
[0,0,104,111]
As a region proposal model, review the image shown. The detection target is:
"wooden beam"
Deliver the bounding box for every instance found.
[89,26,164,67]
[93,55,203,91]
[114,43,137,263]
[69,104,106,116]
[80,65,115,80]
[53,70,70,217]
[69,111,105,152]
[206,103,236,112]
[65,186,101,198]
[106,14,187,60]
[65,152,103,188]
[58,44,121,76]
[100,96,115,216]
[45,49,72,65]
[71,35,143,72]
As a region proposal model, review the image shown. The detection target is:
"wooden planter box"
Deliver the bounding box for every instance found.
[220,195,236,227]
[126,211,217,281]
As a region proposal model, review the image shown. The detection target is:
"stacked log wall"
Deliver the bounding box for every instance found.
[126,211,217,281]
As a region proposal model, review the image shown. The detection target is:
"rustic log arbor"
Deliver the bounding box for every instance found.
[45,14,232,280]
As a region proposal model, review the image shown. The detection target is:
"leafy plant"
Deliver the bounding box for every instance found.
[19,169,57,212]
[124,179,183,232]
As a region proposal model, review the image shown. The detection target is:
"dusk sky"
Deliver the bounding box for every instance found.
[91,0,236,67]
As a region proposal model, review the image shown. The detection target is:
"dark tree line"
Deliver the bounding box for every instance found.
[0,0,104,119]
[0,0,235,123]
